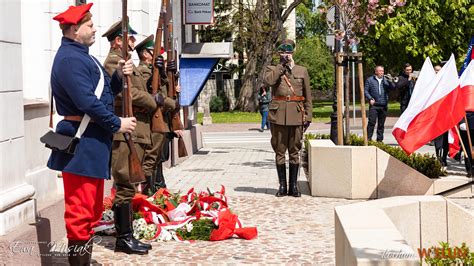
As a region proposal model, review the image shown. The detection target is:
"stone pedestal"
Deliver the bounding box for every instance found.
[202,105,212,125]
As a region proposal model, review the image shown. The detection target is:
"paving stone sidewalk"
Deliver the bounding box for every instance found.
[1,119,471,265]
[89,136,360,265]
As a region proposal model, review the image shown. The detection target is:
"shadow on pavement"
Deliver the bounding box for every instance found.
[238,160,274,169]
[234,181,310,196]
[92,235,115,252]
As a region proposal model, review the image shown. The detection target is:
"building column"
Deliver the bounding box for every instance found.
[0,0,35,235]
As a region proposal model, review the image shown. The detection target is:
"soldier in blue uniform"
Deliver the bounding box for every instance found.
[49,3,136,265]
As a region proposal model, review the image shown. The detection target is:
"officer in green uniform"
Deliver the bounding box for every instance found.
[102,21,158,255]
[135,35,177,195]
[263,39,312,197]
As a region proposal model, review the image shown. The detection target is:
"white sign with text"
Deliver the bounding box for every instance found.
[184,0,214,24]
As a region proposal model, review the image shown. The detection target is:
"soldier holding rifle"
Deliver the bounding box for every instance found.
[102,19,160,255]
[135,35,180,194]
[48,3,136,264]
[264,39,313,198]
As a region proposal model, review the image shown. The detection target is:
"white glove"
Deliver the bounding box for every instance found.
[460,123,466,131]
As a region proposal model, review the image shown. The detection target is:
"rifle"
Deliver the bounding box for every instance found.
[164,1,187,158]
[121,0,146,184]
[150,0,168,133]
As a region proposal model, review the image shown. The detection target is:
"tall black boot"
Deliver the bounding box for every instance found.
[288,163,301,197]
[67,239,92,266]
[153,162,167,190]
[113,203,149,255]
[275,164,287,197]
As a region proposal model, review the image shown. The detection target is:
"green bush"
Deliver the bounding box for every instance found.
[304,133,444,179]
[209,96,224,112]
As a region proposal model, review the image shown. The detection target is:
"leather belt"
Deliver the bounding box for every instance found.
[63,115,96,123]
[272,95,305,102]
[64,115,84,122]
[64,115,94,123]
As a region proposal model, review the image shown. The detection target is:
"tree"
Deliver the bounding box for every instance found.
[319,0,406,53]
[295,0,328,39]
[197,1,233,42]
[234,0,304,112]
[360,0,474,73]
[293,36,334,91]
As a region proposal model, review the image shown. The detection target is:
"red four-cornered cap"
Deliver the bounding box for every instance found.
[53,3,93,25]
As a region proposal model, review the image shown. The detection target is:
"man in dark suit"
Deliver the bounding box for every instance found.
[396,63,415,113]
[264,39,312,197]
[364,65,395,142]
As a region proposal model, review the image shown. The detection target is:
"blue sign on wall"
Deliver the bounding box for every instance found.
[179,57,218,106]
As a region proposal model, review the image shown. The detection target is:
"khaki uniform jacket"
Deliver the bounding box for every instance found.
[137,61,176,113]
[264,64,312,126]
[103,48,156,144]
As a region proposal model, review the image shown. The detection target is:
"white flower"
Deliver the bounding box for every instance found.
[186,222,194,233]
[157,229,172,241]
[144,224,157,240]
[133,218,147,232]
[133,231,141,240]
[102,210,114,222]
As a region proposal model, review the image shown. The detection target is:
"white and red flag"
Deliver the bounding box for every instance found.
[461,60,474,110]
[448,127,460,158]
[392,54,465,155]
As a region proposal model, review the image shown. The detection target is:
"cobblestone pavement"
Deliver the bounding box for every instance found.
[2,120,471,265]
[88,133,361,265]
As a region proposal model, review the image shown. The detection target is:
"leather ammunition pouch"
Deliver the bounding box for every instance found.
[40,131,79,155]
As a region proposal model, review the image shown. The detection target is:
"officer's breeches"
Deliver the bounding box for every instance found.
[270,123,303,165]
[62,172,104,241]
[111,141,147,204]
[142,132,166,176]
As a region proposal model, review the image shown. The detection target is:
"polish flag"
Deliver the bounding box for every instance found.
[392,54,465,155]
[448,127,460,158]
[461,60,474,111]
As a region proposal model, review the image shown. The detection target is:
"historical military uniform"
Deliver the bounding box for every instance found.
[135,35,176,194]
[102,21,153,255]
[49,3,122,264]
[264,39,312,197]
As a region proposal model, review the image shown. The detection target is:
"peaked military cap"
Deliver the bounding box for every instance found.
[102,19,138,42]
[277,39,296,53]
[135,34,155,53]
[53,3,93,25]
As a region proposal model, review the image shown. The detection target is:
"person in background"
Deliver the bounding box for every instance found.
[257,85,271,132]
[264,39,312,198]
[459,112,474,177]
[396,63,415,114]
[135,35,179,194]
[364,65,395,142]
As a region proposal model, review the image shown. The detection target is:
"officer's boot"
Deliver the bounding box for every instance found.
[153,162,167,190]
[113,203,149,255]
[288,163,301,197]
[67,239,92,266]
[275,164,287,197]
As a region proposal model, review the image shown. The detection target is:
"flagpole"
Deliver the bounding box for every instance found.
[454,125,472,175]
